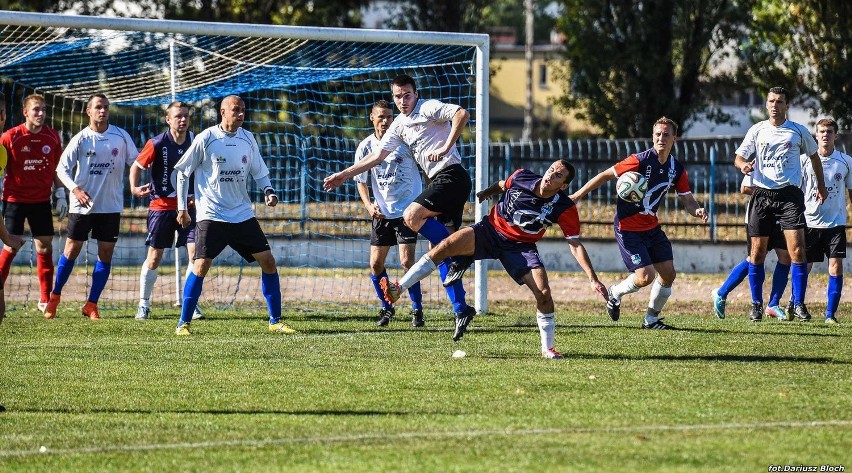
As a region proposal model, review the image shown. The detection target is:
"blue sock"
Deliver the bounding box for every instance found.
[408,281,423,311]
[261,271,282,324]
[53,254,75,295]
[418,217,450,245]
[88,260,111,303]
[178,272,204,326]
[791,262,808,305]
[768,263,790,307]
[369,270,392,309]
[748,262,765,304]
[438,258,467,313]
[826,275,842,318]
[718,259,749,298]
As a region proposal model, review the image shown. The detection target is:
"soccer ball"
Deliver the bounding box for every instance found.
[616,171,648,203]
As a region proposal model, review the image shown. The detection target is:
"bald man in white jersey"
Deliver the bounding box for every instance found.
[799,118,852,324]
[324,74,477,341]
[173,95,295,336]
[734,86,827,322]
[44,93,138,320]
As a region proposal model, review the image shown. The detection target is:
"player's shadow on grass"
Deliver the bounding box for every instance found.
[12,407,418,416]
[569,353,851,364]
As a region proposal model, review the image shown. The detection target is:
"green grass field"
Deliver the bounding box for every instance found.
[2,298,851,472]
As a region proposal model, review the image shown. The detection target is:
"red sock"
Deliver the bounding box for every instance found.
[0,248,15,286]
[36,252,54,303]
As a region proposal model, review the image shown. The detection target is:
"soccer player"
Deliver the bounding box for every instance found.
[734,87,827,322]
[383,160,608,353]
[712,176,791,321]
[45,93,139,319]
[354,100,425,327]
[570,117,708,330]
[0,94,67,313]
[129,100,202,321]
[173,95,295,336]
[323,74,476,340]
[799,118,852,324]
[0,93,26,323]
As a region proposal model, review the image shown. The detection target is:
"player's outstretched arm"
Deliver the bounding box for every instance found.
[323,149,390,191]
[678,193,708,222]
[569,168,615,202]
[566,238,608,301]
[476,180,506,203]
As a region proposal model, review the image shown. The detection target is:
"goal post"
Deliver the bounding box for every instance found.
[0,10,490,313]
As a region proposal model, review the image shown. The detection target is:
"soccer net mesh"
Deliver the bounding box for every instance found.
[0,13,485,313]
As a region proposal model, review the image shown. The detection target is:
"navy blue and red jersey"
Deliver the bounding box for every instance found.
[612,148,691,231]
[135,131,194,210]
[488,169,581,243]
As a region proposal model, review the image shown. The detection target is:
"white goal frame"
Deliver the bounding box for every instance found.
[0,10,491,313]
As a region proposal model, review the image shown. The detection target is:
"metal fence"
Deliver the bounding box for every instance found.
[243,134,852,243]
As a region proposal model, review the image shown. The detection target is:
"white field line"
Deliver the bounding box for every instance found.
[2,419,851,458]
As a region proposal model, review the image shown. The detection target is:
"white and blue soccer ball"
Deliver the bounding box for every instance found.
[616,171,648,203]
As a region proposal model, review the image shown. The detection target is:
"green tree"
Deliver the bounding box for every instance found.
[739,0,852,129]
[0,1,368,26]
[553,0,748,138]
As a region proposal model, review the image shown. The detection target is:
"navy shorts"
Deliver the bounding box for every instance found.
[194,218,270,263]
[471,218,542,285]
[805,226,846,263]
[747,186,806,235]
[67,213,121,242]
[146,209,197,249]
[414,164,472,231]
[1,201,54,237]
[614,224,673,271]
[371,217,417,246]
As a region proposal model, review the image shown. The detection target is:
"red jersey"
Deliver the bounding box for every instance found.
[0,124,62,203]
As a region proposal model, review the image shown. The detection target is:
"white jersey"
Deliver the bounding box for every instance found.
[57,124,138,214]
[175,125,270,223]
[735,120,817,190]
[379,98,462,179]
[800,149,852,228]
[353,134,422,219]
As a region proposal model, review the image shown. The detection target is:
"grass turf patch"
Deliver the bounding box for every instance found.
[1,300,850,472]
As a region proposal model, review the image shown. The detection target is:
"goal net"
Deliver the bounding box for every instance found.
[0,11,489,314]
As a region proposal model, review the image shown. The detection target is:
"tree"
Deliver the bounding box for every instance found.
[739,0,852,129]
[552,0,748,138]
[0,1,369,27]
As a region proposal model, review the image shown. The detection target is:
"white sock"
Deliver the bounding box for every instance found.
[399,254,437,292]
[536,311,555,352]
[648,278,672,312]
[139,266,158,307]
[610,274,641,300]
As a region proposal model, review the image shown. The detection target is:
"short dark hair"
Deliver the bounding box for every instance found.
[391,74,417,92]
[372,99,392,112]
[87,93,109,107]
[167,100,190,112]
[816,118,838,133]
[0,92,6,108]
[558,159,576,185]
[768,87,789,102]
[653,116,679,136]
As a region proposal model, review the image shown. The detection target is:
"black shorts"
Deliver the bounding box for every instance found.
[746,224,787,252]
[371,217,417,246]
[146,209,197,249]
[414,163,472,230]
[805,226,846,263]
[747,186,805,235]
[194,218,270,262]
[1,201,54,237]
[67,213,121,242]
